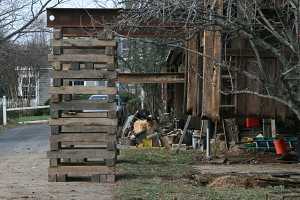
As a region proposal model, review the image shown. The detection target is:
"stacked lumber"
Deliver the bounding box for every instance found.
[47,28,118,183]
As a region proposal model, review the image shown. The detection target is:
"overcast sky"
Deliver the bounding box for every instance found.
[57,0,116,8]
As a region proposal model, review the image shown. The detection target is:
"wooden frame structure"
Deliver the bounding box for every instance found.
[47,13,118,182]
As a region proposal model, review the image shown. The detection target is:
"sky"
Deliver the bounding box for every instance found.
[57,0,116,8]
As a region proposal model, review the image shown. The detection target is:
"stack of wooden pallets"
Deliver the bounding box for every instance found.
[47,28,118,183]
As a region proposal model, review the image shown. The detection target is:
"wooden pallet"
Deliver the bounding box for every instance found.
[48,166,116,183]
[47,28,118,183]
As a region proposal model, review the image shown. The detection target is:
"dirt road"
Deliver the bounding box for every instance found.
[0,124,114,200]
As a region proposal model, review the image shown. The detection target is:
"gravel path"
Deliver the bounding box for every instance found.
[0,124,114,200]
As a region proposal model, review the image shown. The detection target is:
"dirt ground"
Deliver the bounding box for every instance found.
[193,163,300,175]
[1,124,300,200]
[0,124,114,200]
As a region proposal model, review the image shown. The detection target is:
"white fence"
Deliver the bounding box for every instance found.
[1,96,50,126]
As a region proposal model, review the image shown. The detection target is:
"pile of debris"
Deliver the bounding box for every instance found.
[120,110,191,150]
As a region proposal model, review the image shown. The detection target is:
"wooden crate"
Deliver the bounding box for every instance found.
[47,28,118,183]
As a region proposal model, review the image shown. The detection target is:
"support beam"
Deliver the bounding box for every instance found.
[186,35,200,116]
[117,72,185,84]
[202,0,223,122]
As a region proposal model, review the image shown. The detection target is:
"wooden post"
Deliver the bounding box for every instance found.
[186,35,199,116]
[202,0,223,122]
[2,96,7,126]
[202,0,223,159]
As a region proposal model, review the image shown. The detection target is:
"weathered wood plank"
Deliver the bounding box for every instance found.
[51,100,116,111]
[49,118,118,126]
[50,134,116,151]
[48,86,117,95]
[186,35,199,115]
[51,62,62,70]
[118,72,185,84]
[61,126,117,134]
[94,63,115,70]
[61,112,117,119]
[47,149,116,159]
[50,133,116,144]
[53,29,62,40]
[51,70,116,79]
[51,126,60,135]
[63,48,105,55]
[48,54,114,64]
[48,166,116,176]
[52,38,116,48]
[91,174,115,183]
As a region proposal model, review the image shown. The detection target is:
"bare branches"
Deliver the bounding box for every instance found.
[115,0,300,120]
[0,0,65,42]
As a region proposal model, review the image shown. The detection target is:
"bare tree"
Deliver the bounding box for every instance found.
[111,0,300,121]
[0,0,66,42]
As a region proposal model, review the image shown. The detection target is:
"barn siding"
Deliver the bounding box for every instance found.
[39,67,51,105]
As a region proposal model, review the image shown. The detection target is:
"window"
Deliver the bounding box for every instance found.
[21,77,36,98]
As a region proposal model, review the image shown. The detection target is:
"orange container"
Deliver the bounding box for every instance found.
[273,139,286,155]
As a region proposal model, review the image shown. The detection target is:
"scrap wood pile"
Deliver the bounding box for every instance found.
[120,110,185,149]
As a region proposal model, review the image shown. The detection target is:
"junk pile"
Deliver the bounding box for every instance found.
[120,113,300,162]
[120,110,191,149]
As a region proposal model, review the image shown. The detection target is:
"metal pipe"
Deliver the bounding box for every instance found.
[206,119,212,159]
[3,96,7,126]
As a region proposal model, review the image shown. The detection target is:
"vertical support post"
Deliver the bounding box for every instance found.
[271,119,276,138]
[206,119,213,159]
[3,96,7,126]
[202,0,223,121]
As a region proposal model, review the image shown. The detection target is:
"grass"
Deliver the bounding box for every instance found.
[115,148,289,200]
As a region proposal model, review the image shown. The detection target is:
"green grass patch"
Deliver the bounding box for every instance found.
[116,149,289,200]
[118,148,196,178]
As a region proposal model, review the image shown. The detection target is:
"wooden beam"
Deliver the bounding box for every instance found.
[48,166,116,176]
[61,126,117,134]
[186,35,199,116]
[202,0,223,121]
[48,54,114,64]
[49,118,118,126]
[226,49,276,58]
[52,38,116,48]
[50,133,116,144]
[51,100,115,111]
[117,72,185,84]
[47,149,116,159]
[61,112,117,119]
[48,86,117,95]
[51,70,116,80]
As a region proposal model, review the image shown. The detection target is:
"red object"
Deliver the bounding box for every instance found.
[245,117,260,128]
[273,139,286,155]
